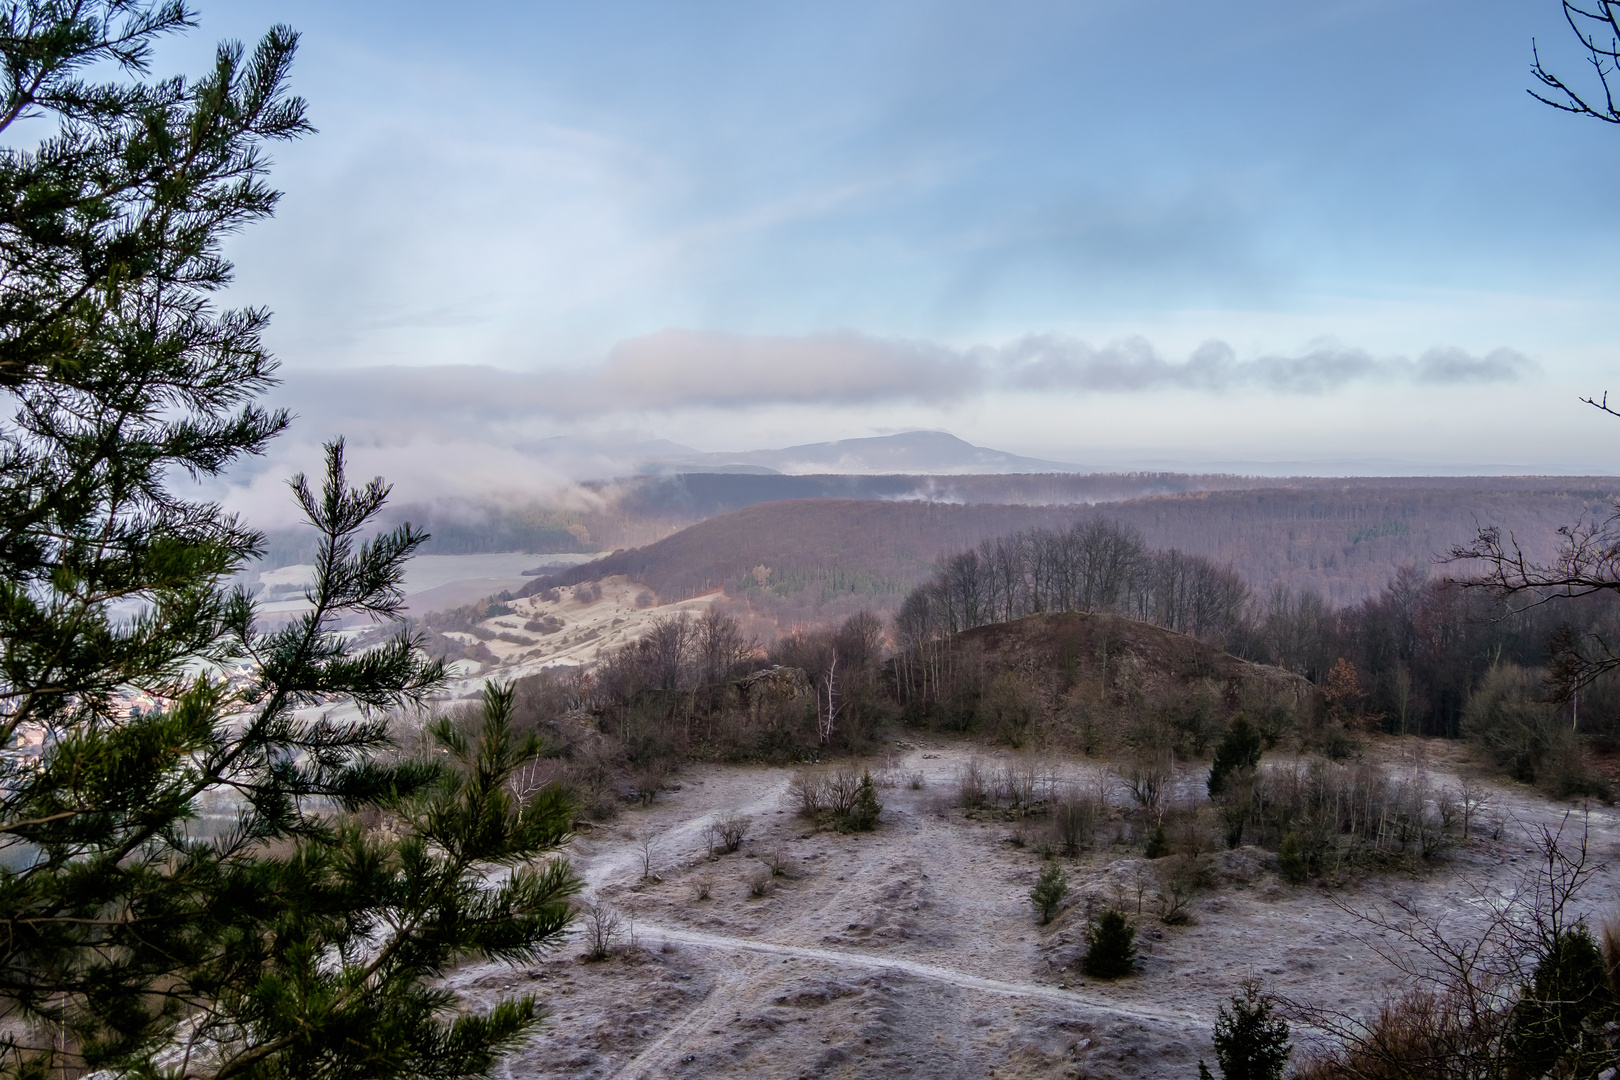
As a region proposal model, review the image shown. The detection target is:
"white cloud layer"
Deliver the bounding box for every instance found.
[276,329,1537,427]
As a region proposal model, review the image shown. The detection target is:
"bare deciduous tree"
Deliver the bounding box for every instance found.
[1531,1,1620,123]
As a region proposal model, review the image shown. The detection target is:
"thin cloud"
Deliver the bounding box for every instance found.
[997,335,1537,394]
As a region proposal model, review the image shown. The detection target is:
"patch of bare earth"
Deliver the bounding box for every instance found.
[446,740,1620,1079]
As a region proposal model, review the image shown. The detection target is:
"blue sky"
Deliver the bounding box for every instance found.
[169,1,1620,496]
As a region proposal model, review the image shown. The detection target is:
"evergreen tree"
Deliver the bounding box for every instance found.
[0,5,579,1076]
[1030,860,1067,924]
[840,769,882,831]
[1505,925,1618,1079]
[1207,714,1262,798]
[1082,908,1136,979]
[1277,831,1308,884]
[1199,980,1291,1080]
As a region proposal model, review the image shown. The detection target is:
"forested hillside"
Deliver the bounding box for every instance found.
[519,484,1609,622]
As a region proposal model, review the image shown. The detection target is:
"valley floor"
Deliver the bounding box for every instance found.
[450,740,1620,1080]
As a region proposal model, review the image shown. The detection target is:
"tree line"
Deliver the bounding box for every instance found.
[897,520,1620,747]
[895,519,1249,645]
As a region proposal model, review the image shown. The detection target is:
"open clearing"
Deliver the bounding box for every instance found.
[446,740,1620,1079]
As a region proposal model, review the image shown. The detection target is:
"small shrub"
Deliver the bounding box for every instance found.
[1051,794,1099,858]
[1144,820,1170,859]
[1277,831,1307,884]
[1030,861,1069,924]
[907,771,925,790]
[957,757,989,809]
[693,876,712,901]
[1158,880,1196,926]
[747,869,773,898]
[629,765,665,807]
[1198,979,1291,1080]
[789,767,828,818]
[580,901,622,961]
[706,812,750,856]
[839,769,882,832]
[1083,908,1136,978]
[1126,749,1171,811]
[1157,853,1211,926]
[764,849,795,878]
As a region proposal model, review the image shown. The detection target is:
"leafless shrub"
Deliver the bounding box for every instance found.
[1157,879,1196,926]
[705,812,750,857]
[1156,852,1213,927]
[1050,789,1101,858]
[580,900,622,961]
[637,835,655,882]
[763,849,796,878]
[747,869,773,898]
[907,771,925,790]
[824,766,865,819]
[957,757,989,809]
[1291,990,1476,1080]
[693,876,712,901]
[873,750,903,788]
[1126,749,1171,812]
[629,763,666,806]
[789,767,829,818]
[1437,788,1459,832]
[1454,776,1492,839]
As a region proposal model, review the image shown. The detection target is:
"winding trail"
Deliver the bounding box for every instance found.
[607,920,1204,1078]
[633,922,1200,1024]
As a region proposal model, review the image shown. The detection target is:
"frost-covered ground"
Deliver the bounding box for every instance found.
[250,551,600,623]
[434,575,720,695]
[442,739,1620,1079]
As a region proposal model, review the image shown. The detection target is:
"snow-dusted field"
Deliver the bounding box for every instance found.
[444,739,1620,1079]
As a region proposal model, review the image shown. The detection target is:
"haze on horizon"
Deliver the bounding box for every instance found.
[169,0,1620,508]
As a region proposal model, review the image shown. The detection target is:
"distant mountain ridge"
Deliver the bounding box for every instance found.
[516,430,1083,478]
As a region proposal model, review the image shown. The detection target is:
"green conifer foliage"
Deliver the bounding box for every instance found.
[1200,980,1292,1080]
[0,6,580,1076]
[840,769,882,831]
[1082,908,1136,978]
[1207,714,1263,798]
[1505,925,1618,1078]
[1277,831,1308,884]
[1030,860,1068,924]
